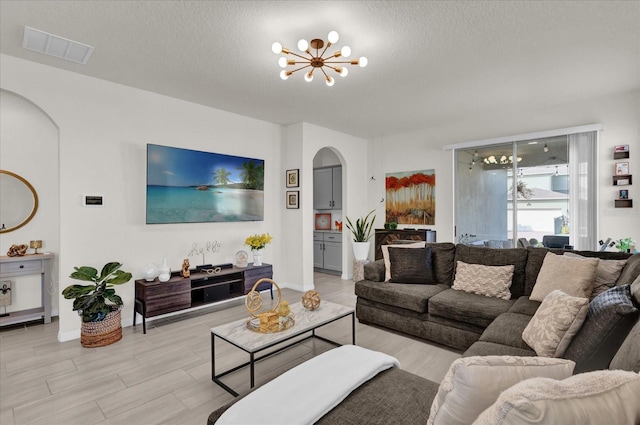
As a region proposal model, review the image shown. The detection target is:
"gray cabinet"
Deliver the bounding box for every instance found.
[314,166,342,210]
[314,232,342,273]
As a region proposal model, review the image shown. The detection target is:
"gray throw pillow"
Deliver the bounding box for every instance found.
[388,247,435,284]
[563,285,639,373]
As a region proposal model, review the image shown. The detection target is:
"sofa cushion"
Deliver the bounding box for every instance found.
[564,252,627,299]
[564,285,639,373]
[508,296,541,316]
[479,312,533,351]
[522,290,589,358]
[428,242,457,285]
[427,356,574,425]
[382,241,425,281]
[529,252,598,302]
[609,313,640,372]
[472,370,640,425]
[452,261,514,300]
[463,341,536,358]
[455,244,528,298]
[363,260,386,282]
[355,280,448,313]
[617,253,640,286]
[525,247,631,295]
[389,246,435,284]
[429,289,515,328]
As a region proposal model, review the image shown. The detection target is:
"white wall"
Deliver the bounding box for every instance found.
[377,89,640,246]
[1,54,283,341]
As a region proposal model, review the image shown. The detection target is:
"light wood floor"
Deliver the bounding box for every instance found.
[0,273,460,425]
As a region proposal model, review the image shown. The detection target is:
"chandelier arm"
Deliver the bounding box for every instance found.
[286,51,313,61]
[288,64,313,74]
[323,60,355,65]
[319,67,330,79]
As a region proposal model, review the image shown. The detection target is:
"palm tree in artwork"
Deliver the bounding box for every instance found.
[238,161,264,190]
[213,168,231,186]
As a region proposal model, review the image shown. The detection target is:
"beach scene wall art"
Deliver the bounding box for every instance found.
[146,144,264,224]
[385,169,435,225]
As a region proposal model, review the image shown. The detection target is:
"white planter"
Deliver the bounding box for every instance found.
[352,241,371,261]
[252,249,263,266]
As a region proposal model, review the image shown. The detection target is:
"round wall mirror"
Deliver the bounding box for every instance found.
[0,170,39,233]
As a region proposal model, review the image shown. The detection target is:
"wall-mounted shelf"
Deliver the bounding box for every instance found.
[615,199,633,208]
[613,175,632,186]
[614,151,630,160]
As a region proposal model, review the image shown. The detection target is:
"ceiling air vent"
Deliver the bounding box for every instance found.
[22,26,94,65]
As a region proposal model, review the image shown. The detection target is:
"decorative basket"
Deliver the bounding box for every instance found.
[80,307,122,348]
[245,278,294,333]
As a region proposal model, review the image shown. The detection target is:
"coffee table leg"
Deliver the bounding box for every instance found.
[352,312,356,345]
[250,352,255,388]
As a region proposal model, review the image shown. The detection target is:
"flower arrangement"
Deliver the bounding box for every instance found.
[245,233,273,250]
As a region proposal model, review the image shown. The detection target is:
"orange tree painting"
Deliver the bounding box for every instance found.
[385,170,435,225]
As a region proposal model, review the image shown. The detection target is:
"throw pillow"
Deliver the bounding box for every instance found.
[451,261,514,300]
[427,356,575,425]
[563,252,627,299]
[388,246,435,284]
[563,285,640,373]
[381,241,425,281]
[530,252,598,302]
[521,290,589,357]
[472,370,640,425]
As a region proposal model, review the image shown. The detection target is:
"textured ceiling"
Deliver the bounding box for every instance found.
[1,1,639,138]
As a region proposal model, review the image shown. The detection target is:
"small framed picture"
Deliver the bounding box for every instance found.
[619,189,629,200]
[615,162,629,176]
[614,145,629,153]
[286,169,299,188]
[286,191,299,209]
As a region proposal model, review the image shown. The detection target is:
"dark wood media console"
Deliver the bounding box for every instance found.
[134,263,272,333]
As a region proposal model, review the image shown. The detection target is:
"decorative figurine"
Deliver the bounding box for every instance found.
[302,290,321,311]
[180,258,190,278]
[7,244,28,257]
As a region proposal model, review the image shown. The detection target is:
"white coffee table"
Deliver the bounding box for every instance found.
[211,300,355,396]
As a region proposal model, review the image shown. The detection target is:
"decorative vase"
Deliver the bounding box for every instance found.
[158,258,171,282]
[142,263,159,281]
[252,249,263,266]
[352,241,370,261]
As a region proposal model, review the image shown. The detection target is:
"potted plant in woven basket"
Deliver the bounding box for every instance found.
[62,262,132,348]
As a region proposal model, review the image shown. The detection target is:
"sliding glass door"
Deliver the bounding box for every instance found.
[456,136,573,248]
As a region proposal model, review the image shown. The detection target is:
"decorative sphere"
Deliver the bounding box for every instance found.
[302,290,321,311]
[143,263,159,281]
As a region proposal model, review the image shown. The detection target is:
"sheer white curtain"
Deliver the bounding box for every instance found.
[568,131,598,250]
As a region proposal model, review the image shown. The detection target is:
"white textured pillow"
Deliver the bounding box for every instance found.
[522,290,588,357]
[530,252,598,302]
[381,241,425,281]
[452,261,514,300]
[427,356,575,425]
[472,370,640,425]
[563,252,628,299]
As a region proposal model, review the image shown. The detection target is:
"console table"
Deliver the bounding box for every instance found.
[0,253,53,326]
[134,263,272,333]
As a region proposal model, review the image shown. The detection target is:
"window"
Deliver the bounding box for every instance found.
[450,128,598,250]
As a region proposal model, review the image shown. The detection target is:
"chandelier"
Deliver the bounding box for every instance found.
[483,155,522,165]
[271,31,367,86]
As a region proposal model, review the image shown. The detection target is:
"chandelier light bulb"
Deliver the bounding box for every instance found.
[278,57,288,68]
[271,42,283,54]
[298,39,309,52]
[325,76,335,87]
[341,46,351,58]
[328,31,339,44]
[339,67,348,77]
[359,56,368,67]
[280,70,290,80]
[304,70,314,82]
[543,143,549,152]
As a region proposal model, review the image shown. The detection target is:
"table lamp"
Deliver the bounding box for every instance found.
[30,240,42,254]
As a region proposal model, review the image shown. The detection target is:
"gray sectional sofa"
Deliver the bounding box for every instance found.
[209,244,640,424]
[356,244,639,356]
